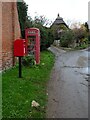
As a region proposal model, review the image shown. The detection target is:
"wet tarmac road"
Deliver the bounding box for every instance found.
[47,46,88,118]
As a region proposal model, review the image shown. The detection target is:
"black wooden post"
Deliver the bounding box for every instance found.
[19,56,22,78]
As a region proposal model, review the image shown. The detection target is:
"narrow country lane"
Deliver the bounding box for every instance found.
[47,46,88,118]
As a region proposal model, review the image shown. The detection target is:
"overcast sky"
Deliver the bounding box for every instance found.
[25,0,89,26]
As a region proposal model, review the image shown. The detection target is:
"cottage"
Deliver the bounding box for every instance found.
[0,2,21,71]
[51,14,69,46]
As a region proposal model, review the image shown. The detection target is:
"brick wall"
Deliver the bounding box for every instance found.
[0,2,21,71]
[0,2,2,71]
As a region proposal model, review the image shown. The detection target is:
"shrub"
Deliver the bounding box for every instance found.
[22,55,35,67]
[60,30,75,47]
[83,37,88,44]
[17,1,28,38]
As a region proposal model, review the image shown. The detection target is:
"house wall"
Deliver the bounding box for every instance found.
[0,2,2,71]
[0,2,21,71]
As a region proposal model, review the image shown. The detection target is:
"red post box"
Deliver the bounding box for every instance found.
[14,39,26,57]
[25,28,40,64]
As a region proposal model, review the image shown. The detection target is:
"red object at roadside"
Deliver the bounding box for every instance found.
[25,28,40,64]
[14,39,26,57]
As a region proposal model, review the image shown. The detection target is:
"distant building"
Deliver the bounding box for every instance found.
[0,2,21,71]
[52,14,68,28]
[51,14,69,46]
[51,14,69,39]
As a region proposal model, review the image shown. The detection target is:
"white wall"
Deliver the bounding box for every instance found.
[88,1,90,30]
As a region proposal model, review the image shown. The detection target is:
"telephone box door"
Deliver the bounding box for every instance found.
[25,28,40,64]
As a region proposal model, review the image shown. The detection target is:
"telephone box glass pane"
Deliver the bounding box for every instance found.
[27,36,36,58]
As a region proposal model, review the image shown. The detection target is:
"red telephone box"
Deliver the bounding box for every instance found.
[14,39,26,57]
[25,28,40,64]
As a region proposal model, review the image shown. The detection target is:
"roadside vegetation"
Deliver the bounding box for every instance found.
[2,1,55,119]
[2,51,55,118]
[17,0,89,51]
[59,22,89,50]
[2,0,89,119]
[17,1,54,51]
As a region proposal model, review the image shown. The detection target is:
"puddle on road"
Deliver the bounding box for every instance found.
[75,67,90,76]
[75,55,89,76]
[80,67,88,74]
[77,56,88,67]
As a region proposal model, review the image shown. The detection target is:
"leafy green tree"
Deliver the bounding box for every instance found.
[17,1,28,38]
[60,30,75,47]
[25,16,33,28]
[51,24,68,40]
[17,1,54,50]
[47,28,54,47]
[71,23,89,47]
[72,24,87,45]
[32,15,54,50]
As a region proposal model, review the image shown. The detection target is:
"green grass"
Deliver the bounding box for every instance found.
[2,51,55,118]
[0,73,2,120]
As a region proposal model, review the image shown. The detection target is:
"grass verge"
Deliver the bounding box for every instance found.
[2,50,55,118]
